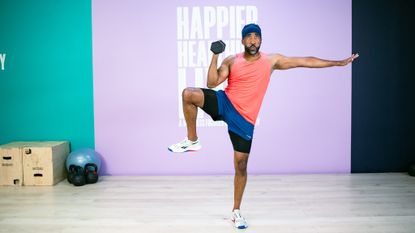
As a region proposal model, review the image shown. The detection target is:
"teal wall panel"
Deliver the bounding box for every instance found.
[0,0,94,150]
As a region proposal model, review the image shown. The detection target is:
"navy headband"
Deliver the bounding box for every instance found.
[242,23,261,38]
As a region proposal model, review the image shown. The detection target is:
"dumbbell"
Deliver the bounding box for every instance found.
[84,163,99,184]
[67,165,75,184]
[210,40,226,54]
[71,165,86,186]
[409,164,415,177]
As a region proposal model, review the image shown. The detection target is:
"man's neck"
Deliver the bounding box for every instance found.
[243,52,261,62]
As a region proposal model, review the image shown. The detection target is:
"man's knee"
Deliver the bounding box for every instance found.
[182,87,198,101]
[235,157,248,176]
[182,88,203,106]
[182,88,192,101]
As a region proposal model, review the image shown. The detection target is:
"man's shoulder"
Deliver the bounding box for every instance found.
[224,54,237,65]
[265,53,282,59]
[265,53,283,66]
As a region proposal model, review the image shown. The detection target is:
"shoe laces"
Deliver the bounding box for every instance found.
[233,210,246,221]
[178,138,196,146]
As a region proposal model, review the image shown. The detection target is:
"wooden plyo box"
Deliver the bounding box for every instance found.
[0,141,70,186]
[22,141,70,186]
[0,142,26,186]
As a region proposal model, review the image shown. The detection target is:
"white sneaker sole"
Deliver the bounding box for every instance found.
[230,218,248,229]
[168,144,202,153]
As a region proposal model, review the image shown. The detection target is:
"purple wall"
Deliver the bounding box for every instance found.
[92,0,352,175]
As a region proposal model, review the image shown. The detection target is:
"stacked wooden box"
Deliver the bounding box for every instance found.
[0,141,69,186]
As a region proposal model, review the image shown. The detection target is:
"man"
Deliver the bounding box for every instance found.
[168,23,358,229]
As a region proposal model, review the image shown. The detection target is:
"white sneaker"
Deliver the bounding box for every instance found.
[231,209,248,229]
[168,138,202,153]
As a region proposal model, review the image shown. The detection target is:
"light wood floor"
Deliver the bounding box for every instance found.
[1,173,415,233]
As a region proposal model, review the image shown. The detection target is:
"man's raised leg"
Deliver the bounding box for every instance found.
[181,87,204,141]
[168,87,204,153]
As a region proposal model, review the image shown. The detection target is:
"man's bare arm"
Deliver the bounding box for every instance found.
[271,53,359,70]
[207,55,233,88]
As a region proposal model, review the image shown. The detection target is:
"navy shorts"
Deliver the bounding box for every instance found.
[201,88,254,153]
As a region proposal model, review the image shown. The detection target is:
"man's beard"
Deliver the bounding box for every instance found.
[245,44,260,55]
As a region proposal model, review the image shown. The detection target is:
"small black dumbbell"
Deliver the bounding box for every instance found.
[71,165,86,186]
[85,163,99,184]
[67,165,76,184]
[210,40,226,54]
[409,164,415,177]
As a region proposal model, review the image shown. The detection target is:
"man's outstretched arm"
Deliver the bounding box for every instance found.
[271,53,359,70]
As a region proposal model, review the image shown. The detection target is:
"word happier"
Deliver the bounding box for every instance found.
[177,6,258,40]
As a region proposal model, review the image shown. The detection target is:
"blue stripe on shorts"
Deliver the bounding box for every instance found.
[216,90,254,141]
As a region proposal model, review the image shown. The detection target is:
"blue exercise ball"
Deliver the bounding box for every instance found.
[66,148,102,173]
